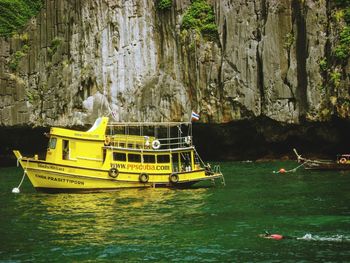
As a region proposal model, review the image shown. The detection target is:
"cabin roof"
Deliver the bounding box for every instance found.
[107,121,192,127]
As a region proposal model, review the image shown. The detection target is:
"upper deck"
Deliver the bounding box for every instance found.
[46,117,196,165]
[106,120,194,151]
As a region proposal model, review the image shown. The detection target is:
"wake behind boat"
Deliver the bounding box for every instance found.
[293,149,350,170]
[13,117,225,193]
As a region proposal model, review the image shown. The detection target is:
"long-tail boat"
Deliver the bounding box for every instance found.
[14,117,225,193]
[293,148,350,170]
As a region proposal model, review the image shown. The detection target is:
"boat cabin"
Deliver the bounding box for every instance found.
[45,117,204,175]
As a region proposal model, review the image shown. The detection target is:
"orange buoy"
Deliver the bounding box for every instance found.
[279,168,286,173]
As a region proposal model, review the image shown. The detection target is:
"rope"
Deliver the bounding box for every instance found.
[12,158,29,194]
[16,156,22,167]
[193,147,206,167]
[273,160,309,174]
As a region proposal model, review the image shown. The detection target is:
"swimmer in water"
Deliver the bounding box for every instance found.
[259,231,293,240]
[259,232,350,242]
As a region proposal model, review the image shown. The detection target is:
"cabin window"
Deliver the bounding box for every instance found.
[113,152,126,161]
[157,154,170,163]
[62,140,69,160]
[143,154,155,163]
[172,153,179,172]
[180,152,192,171]
[49,137,57,149]
[128,153,141,163]
[180,152,191,163]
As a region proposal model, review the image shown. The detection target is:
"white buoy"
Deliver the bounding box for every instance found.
[12,187,20,194]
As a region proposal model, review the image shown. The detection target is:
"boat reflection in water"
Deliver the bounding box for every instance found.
[35,188,211,246]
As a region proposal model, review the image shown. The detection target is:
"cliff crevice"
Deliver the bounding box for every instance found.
[292,0,308,119]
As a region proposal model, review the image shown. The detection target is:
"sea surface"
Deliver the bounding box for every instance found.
[0,161,349,262]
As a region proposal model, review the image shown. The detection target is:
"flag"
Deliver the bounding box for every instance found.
[191,111,200,121]
[111,110,117,120]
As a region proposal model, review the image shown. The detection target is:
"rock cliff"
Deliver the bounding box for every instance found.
[0,0,349,126]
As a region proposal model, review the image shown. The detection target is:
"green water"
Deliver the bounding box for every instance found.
[0,162,349,262]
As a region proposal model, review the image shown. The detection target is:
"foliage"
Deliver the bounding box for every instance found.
[334,44,348,60]
[344,8,350,23]
[47,37,62,57]
[201,23,217,36]
[181,0,218,39]
[20,32,29,42]
[319,58,327,72]
[9,50,26,71]
[0,0,43,36]
[334,26,350,60]
[332,0,350,61]
[330,70,341,87]
[334,9,344,22]
[25,89,35,103]
[325,2,350,120]
[157,0,172,10]
[339,26,350,44]
[8,39,30,71]
[22,44,29,52]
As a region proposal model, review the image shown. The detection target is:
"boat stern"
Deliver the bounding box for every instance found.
[176,164,225,187]
[205,164,225,186]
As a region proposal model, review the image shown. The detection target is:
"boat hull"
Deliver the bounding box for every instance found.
[294,149,350,171]
[16,157,223,193]
[303,161,350,171]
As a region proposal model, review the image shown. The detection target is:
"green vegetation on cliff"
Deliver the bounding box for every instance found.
[332,1,350,61]
[0,0,43,36]
[157,0,172,10]
[181,0,218,40]
[8,33,30,71]
[334,26,350,60]
[47,37,62,59]
[324,1,350,119]
[9,44,29,71]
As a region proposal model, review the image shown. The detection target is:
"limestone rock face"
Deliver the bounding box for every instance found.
[215,0,334,123]
[0,0,349,126]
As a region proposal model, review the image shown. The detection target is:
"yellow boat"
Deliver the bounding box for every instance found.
[13,117,225,193]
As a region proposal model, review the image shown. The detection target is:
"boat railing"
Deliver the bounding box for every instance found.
[157,136,192,148]
[212,164,225,186]
[213,164,222,175]
[106,122,194,150]
[108,135,193,150]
